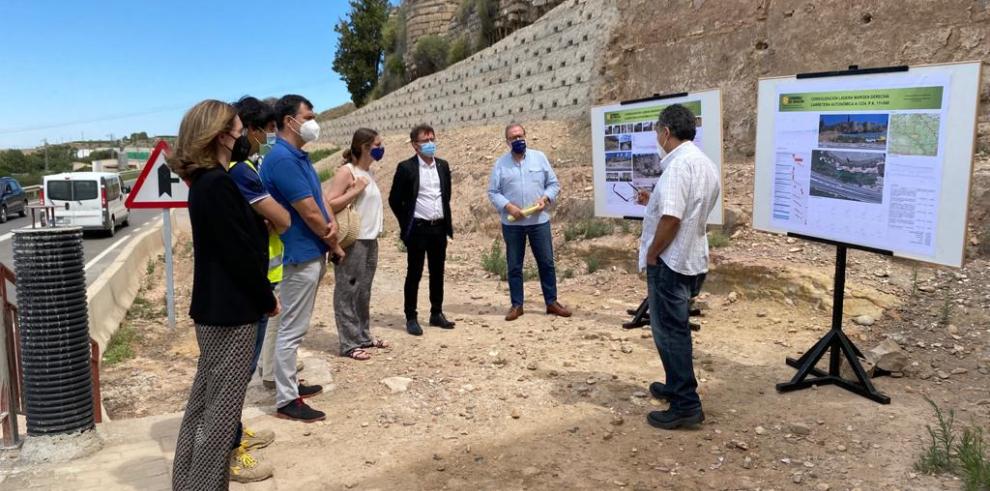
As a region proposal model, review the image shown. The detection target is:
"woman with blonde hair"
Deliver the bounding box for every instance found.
[325,128,387,360]
[168,99,279,488]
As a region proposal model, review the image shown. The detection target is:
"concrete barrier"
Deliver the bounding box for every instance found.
[87,214,174,350]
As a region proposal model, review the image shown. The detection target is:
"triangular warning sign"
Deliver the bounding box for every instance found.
[125,140,189,209]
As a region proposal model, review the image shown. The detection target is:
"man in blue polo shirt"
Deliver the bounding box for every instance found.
[259,94,340,423]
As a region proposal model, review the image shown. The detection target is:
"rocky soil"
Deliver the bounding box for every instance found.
[100,121,990,490]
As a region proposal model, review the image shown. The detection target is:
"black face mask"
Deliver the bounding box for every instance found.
[230,135,252,163]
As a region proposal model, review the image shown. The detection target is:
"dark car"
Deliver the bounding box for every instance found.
[0,177,29,223]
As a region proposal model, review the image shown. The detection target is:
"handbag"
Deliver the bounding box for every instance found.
[333,164,362,250]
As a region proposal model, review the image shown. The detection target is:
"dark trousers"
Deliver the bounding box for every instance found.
[404,221,448,320]
[502,221,557,307]
[646,260,706,413]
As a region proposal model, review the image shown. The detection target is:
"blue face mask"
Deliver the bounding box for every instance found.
[511,139,526,155]
[419,141,437,158]
[370,146,385,161]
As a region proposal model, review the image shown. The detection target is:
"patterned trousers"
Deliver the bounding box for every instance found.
[172,323,256,491]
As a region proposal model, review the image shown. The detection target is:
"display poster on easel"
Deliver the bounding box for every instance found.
[754,62,983,268]
[591,89,724,224]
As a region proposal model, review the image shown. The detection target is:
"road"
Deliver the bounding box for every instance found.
[809,174,882,204]
[1,173,157,285]
[0,209,162,285]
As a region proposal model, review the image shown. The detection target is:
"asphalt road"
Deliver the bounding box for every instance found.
[0,176,160,286]
[0,208,162,286]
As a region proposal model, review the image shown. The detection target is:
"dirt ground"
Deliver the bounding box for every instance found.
[101,121,990,490]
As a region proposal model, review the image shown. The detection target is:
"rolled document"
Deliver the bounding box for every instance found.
[506,203,542,222]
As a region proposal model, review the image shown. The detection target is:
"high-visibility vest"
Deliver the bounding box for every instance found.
[229,159,284,284]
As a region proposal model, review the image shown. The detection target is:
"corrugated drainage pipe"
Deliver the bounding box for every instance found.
[13,226,94,436]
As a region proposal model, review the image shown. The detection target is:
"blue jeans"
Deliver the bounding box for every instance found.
[248,282,277,377]
[248,315,267,376]
[502,221,557,307]
[647,260,706,413]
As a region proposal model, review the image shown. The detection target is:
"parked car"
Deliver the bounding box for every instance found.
[0,177,29,223]
[41,172,130,236]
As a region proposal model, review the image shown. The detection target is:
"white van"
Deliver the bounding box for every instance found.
[42,172,130,236]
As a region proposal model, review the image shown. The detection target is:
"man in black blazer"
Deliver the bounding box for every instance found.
[389,123,455,335]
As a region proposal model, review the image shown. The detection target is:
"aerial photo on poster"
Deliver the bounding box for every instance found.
[810,150,886,204]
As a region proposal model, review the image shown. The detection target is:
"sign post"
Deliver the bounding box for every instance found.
[124,140,188,329]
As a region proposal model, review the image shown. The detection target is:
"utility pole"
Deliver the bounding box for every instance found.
[43,139,49,172]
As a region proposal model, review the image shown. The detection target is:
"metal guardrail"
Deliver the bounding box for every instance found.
[23,185,40,204]
[21,168,138,205]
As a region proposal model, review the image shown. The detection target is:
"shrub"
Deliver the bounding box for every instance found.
[584,253,602,274]
[481,240,507,280]
[447,36,473,66]
[915,397,990,490]
[309,147,340,163]
[412,35,449,77]
[708,230,730,248]
[564,218,614,241]
[103,323,138,366]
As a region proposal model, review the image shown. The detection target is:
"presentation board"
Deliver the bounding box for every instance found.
[753,62,982,268]
[591,89,724,223]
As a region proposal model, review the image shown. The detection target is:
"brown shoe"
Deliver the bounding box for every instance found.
[546,301,572,317]
[505,305,524,321]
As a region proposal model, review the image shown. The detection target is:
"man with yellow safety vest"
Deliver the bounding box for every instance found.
[222,96,293,483]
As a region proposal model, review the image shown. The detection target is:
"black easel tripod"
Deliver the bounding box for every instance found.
[774,64,910,405]
[614,91,691,330]
[775,234,891,404]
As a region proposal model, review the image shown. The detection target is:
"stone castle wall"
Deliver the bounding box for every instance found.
[321,0,618,146]
[404,0,461,55]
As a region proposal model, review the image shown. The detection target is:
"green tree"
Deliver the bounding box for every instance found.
[332,0,391,107]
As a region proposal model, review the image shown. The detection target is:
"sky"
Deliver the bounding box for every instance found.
[0,0,379,149]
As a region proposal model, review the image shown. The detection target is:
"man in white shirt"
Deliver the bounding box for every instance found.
[636,104,720,430]
[388,124,455,335]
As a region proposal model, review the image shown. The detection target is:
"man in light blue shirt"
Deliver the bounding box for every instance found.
[487,123,571,321]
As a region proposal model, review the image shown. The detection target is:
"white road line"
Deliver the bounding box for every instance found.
[0,233,11,243]
[84,233,133,271]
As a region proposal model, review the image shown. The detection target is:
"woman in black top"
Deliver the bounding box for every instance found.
[167,100,279,489]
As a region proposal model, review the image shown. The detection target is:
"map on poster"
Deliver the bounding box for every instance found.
[753,62,982,267]
[591,89,723,222]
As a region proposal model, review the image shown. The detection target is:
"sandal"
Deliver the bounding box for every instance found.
[347,348,371,360]
[370,338,390,349]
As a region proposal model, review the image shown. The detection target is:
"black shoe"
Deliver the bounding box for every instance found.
[298,383,322,399]
[406,319,423,336]
[649,382,671,400]
[647,409,705,430]
[276,398,326,423]
[429,313,455,329]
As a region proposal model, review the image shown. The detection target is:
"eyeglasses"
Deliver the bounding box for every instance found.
[506,135,525,142]
[415,137,436,144]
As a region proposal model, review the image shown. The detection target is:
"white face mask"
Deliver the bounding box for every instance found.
[657,130,670,161]
[292,117,321,143]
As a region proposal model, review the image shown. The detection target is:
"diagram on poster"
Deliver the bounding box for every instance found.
[753,62,982,267]
[591,89,723,223]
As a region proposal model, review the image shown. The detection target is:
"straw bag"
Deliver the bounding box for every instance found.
[334,164,362,250]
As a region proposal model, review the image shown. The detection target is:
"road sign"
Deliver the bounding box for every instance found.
[125,140,188,209]
[122,139,183,329]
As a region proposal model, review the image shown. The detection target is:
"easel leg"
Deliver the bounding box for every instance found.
[776,245,890,404]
